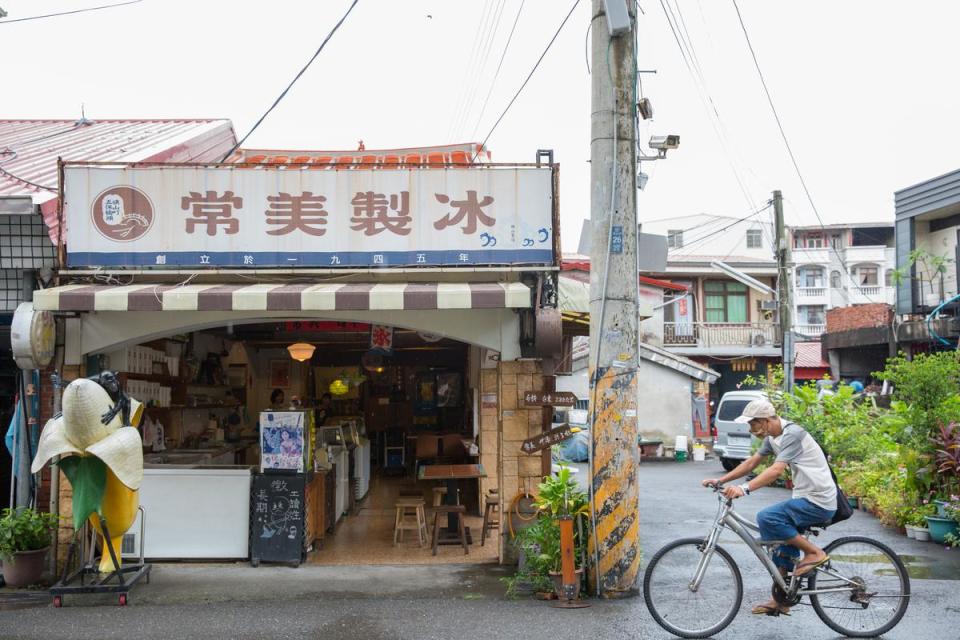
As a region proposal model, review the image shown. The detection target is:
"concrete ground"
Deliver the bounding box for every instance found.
[2,461,959,639]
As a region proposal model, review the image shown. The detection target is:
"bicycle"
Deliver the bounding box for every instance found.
[642,483,911,639]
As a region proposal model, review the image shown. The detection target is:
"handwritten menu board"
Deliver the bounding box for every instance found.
[250,472,305,566]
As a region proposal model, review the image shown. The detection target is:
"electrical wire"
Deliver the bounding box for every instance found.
[0,0,142,24]
[219,0,359,162]
[0,165,56,191]
[670,204,772,257]
[471,0,526,139]
[730,0,873,304]
[471,0,582,162]
[447,0,498,141]
[458,0,508,140]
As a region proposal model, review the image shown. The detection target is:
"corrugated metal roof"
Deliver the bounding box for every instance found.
[0,118,237,242]
[229,142,490,166]
[794,341,828,368]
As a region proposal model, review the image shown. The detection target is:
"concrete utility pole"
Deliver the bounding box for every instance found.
[588,0,640,597]
[774,190,794,390]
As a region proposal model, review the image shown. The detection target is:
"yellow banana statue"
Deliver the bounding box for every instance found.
[32,377,144,572]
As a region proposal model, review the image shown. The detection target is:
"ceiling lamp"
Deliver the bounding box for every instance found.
[287,342,316,362]
[329,378,349,396]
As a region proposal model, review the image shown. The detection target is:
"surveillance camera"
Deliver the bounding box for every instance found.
[649,135,680,151]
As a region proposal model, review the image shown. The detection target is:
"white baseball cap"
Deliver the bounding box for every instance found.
[733,399,776,424]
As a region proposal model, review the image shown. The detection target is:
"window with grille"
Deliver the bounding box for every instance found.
[667,229,683,249]
[746,229,762,248]
[0,215,56,311]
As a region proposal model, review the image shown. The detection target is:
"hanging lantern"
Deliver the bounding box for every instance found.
[329,378,349,396]
[287,342,316,362]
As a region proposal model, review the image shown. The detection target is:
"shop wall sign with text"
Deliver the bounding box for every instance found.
[522,391,577,407]
[64,165,555,268]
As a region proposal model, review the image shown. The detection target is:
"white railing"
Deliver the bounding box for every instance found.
[796,286,826,298]
[795,324,825,337]
[663,322,781,348]
[856,285,881,296]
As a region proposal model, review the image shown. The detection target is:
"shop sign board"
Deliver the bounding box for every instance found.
[250,472,305,566]
[64,164,555,268]
[521,391,577,407]
[520,423,573,454]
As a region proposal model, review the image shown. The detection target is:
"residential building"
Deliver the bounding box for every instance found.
[789,223,895,338]
[640,213,780,398]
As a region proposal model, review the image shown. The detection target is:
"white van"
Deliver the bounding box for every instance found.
[712,390,766,471]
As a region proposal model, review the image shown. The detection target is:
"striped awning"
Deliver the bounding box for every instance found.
[33,282,531,312]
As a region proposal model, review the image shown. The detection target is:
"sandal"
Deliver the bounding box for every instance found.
[751,603,791,616]
[793,555,830,577]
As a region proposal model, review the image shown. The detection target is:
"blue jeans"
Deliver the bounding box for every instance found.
[757,498,836,570]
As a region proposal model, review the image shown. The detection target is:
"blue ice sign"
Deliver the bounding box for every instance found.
[610,225,624,254]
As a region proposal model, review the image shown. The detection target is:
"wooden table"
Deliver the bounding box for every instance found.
[419,464,487,542]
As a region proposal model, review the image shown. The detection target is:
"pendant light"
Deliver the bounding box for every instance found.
[287,342,315,362]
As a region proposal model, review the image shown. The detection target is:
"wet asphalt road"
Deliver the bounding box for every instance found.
[2,461,958,640]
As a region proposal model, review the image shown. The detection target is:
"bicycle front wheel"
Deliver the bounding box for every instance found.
[809,536,911,638]
[643,538,743,639]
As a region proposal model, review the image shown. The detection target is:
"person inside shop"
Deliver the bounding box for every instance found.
[270,388,285,411]
[315,393,333,426]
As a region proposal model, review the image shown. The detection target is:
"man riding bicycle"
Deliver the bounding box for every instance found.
[702,399,836,616]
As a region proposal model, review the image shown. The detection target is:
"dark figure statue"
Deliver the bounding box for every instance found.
[88,370,132,426]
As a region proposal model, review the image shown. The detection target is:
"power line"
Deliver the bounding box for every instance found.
[220,0,359,162]
[470,0,526,140]
[456,0,507,140]
[446,0,498,141]
[730,0,871,303]
[670,204,772,257]
[0,0,142,24]
[472,0,581,162]
[0,165,56,191]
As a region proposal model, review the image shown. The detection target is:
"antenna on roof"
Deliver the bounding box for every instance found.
[357,140,365,151]
[75,104,92,126]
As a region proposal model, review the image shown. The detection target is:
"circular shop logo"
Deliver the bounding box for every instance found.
[91,186,155,242]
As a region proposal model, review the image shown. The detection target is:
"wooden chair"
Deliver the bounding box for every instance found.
[431,505,468,555]
[480,493,500,546]
[393,498,428,547]
[414,436,440,477]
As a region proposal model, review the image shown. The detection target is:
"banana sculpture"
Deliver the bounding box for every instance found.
[32,378,144,572]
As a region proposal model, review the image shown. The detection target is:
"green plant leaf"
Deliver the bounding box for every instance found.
[59,456,107,529]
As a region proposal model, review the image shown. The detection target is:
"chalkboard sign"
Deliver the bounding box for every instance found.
[250,472,306,567]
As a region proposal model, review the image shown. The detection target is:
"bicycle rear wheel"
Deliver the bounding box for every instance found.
[643,538,743,639]
[809,536,911,638]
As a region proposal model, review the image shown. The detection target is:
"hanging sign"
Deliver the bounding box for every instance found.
[369,324,394,353]
[11,302,55,370]
[520,423,573,454]
[63,164,554,269]
[522,391,577,407]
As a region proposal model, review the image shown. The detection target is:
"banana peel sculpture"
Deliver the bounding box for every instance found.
[31,378,144,572]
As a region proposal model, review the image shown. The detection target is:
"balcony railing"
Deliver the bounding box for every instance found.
[795,324,825,338]
[796,286,827,298]
[856,285,881,296]
[663,322,781,348]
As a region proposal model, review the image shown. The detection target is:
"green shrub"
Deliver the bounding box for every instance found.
[0,507,59,561]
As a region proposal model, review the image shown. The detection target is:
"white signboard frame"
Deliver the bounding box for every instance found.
[63,163,556,269]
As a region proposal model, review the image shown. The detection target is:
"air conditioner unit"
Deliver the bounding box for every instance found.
[752,333,767,347]
[760,300,778,311]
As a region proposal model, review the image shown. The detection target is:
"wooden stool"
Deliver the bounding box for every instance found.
[431,486,448,507]
[431,505,468,555]
[393,498,428,547]
[480,494,500,546]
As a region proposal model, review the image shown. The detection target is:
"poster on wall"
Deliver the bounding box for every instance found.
[260,412,306,472]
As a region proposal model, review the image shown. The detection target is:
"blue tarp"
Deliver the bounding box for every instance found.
[556,429,590,463]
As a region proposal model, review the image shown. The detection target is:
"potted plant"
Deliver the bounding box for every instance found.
[925,497,960,544]
[0,507,59,588]
[504,466,589,600]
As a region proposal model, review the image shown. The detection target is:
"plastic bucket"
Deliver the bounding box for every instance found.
[675,450,688,462]
[674,435,688,452]
[692,447,706,462]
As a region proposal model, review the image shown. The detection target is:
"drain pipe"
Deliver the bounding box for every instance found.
[48,323,66,576]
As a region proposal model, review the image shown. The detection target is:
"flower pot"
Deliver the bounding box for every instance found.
[905,525,916,539]
[914,527,931,542]
[0,547,48,588]
[925,516,959,543]
[847,496,859,509]
[549,568,584,601]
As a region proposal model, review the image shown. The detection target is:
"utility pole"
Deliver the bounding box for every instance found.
[588,0,640,597]
[774,190,794,391]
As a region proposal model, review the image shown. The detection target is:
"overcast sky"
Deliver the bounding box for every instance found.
[4,0,959,252]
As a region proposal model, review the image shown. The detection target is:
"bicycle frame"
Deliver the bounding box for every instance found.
[690,494,860,598]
